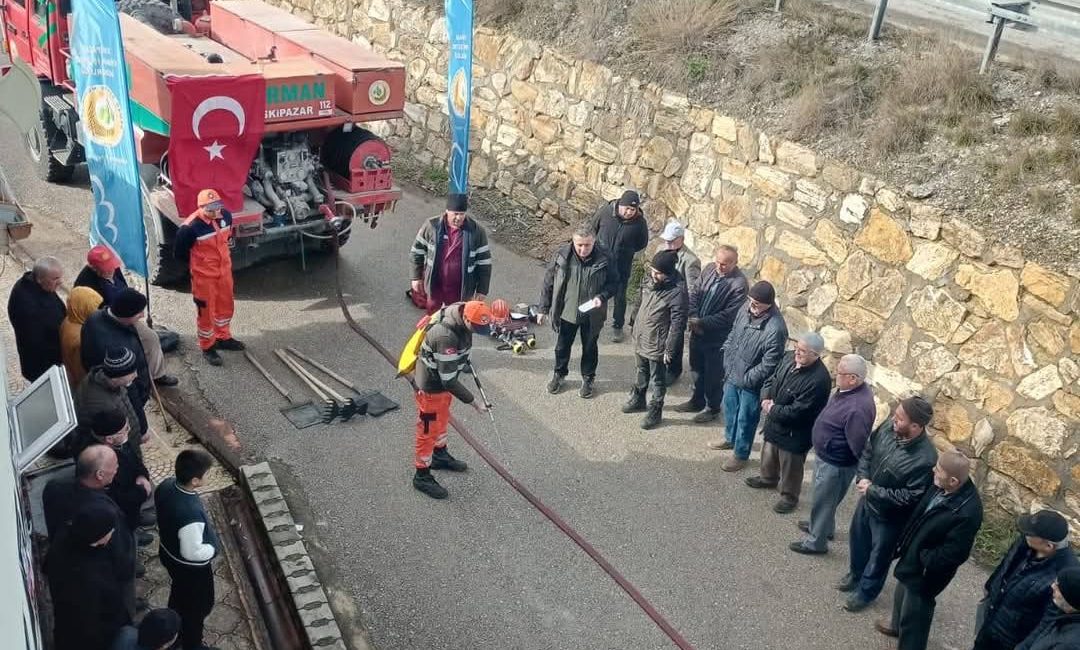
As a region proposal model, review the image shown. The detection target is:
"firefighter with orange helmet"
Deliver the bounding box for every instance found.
[174,189,245,366]
[412,300,493,499]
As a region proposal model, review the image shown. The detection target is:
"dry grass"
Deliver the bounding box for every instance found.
[782,0,866,38]
[989,147,1045,187]
[1009,108,1052,136]
[871,104,931,153]
[1073,203,1080,226]
[949,118,988,147]
[1029,57,1080,94]
[885,41,994,115]
[474,0,526,26]
[1027,187,1062,215]
[629,0,740,59]
[1054,103,1080,139]
[573,0,617,61]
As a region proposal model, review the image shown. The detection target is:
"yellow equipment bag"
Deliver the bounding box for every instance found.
[396,311,441,376]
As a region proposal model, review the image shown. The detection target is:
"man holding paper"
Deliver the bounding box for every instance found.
[538,227,620,399]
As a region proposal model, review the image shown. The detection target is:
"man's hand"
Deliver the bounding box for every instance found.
[536,312,546,325]
[472,401,490,413]
[856,479,871,495]
[136,476,153,496]
[473,293,486,301]
[663,353,672,365]
[761,399,774,414]
[410,279,422,294]
[688,317,703,334]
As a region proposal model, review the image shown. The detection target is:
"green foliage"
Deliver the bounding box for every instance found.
[972,508,1017,568]
[687,54,710,83]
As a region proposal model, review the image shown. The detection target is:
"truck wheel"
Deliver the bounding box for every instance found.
[144,209,189,287]
[26,117,74,183]
[116,0,183,34]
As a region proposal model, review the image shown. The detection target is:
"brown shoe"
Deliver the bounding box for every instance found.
[874,619,898,638]
[706,439,733,450]
[722,458,747,472]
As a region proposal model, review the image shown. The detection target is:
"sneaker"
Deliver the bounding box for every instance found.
[874,620,899,638]
[215,338,246,351]
[722,458,747,472]
[692,409,720,424]
[610,328,624,343]
[788,541,827,555]
[622,395,646,413]
[672,400,704,413]
[798,519,835,541]
[745,476,777,489]
[640,407,662,430]
[773,497,798,514]
[154,374,179,387]
[430,447,467,472]
[412,471,448,499]
[547,374,564,394]
[203,348,223,366]
[579,377,595,399]
[843,594,872,612]
[706,439,733,450]
[835,574,857,592]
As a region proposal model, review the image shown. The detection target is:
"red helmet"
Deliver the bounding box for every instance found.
[490,299,511,321]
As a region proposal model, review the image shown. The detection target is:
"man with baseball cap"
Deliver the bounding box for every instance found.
[656,221,699,384]
[591,189,649,343]
[411,300,492,499]
[1016,566,1080,649]
[974,510,1078,650]
[174,188,245,366]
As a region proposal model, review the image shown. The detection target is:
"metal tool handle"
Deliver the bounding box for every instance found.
[275,349,331,402]
[284,347,353,389]
[280,350,348,402]
[467,362,496,422]
[245,351,291,399]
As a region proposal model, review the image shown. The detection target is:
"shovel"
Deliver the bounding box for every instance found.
[244,351,328,428]
[275,349,359,421]
[272,350,340,423]
[284,347,399,416]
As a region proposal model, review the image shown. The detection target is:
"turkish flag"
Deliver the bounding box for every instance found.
[166,75,266,217]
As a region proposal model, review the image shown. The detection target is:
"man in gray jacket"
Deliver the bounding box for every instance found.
[657,222,699,384]
[623,250,688,430]
[710,281,788,471]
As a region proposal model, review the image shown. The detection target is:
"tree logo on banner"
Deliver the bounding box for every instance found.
[81,86,124,147]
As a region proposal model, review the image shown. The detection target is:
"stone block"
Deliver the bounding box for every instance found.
[367,0,390,21]
[874,188,905,214]
[812,220,848,263]
[758,133,775,164]
[1053,390,1080,420]
[972,419,995,457]
[820,325,853,353]
[1021,262,1072,308]
[958,321,1029,380]
[794,179,831,213]
[855,209,913,265]
[1023,295,1072,326]
[1007,407,1069,458]
[821,164,859,192]
[658,179,690,217]
[718,226,759,265]
[505,39,542,80]
[735,122,758,162]
[837,250,874,300]
[857,269,905,318]
[989,243,1024,269]
[1016,366,1063,401]
[833,301,886,343]
[1027,320,1068,364]
[509,79,538,104]
[775,141,819,176]
[495,124,521,148]
[1060,357,1079,386]
[907,286,967,344]
[988,442,1061,497]
[1073,322,1080,355]
[712,114,738,142]
[913,346,959,384]
[573,61,611,105]
[807,284,839,318]
[955,265,1019,323]
[906,242,959,280]
[530,115,560,144]
[874,321,913,368]
[721,159,752,188]
[532,53,572,85]
[783,307,817,338]
[759,256,788,289]
[749,166,793,199]
[717,194,751,227]
[687,202,718,236]
[776,231,828,266]
[908,204,943,240]
[941,218,986,258]
[681,153,717,199]
[534,87,567,118]
[868,362,922,398]
[840,194,869,224]
[584,138,618,164]
[776,202,813,229]
[933,398,973,443]
[511,184,541,210]
[690,132,712,153]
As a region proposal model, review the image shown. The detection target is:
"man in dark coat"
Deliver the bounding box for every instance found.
[841,396,939,612]
[76,347,146,459]
[590,190,648,343]
[81,289,152,435]
[673,244,747,422]
[623,250,688,430]
[409,193,492,313]
[45,502,130,650]
[110,608,181,650]
[975,510,1077,650]
[1016,567,1080,650]
[72,410,154,539]
[874,450,983,650]
[655,222,699,384]
[744,332,831,513]
[7,256,65,381]
[712,281,788,472]
[538,227,620,399]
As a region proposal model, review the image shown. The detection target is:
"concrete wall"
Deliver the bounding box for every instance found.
[274,0,1080,531]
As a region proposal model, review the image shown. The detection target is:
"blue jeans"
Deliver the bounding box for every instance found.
[802,459,856,551]
[722,382,761,461]
[849,497,902,602]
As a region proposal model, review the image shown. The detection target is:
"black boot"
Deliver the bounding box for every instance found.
[579,376,595,399]
[412,469,448,499]
[547,373,564,394]
[641,405,662,430]
[622,391,646,413]
[431,446,467,472]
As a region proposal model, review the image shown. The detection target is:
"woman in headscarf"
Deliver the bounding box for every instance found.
[60,286,104,388]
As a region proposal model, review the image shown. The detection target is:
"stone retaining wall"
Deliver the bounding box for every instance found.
[273,0,1080,530]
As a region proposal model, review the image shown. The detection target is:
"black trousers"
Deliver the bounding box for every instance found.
[161,552,215,650]
[611,278,629,330]
[631,354,667,408]
[554,318,600,379]
[890,581,936,650]
[689,338,725,411]
[665,333,684,380]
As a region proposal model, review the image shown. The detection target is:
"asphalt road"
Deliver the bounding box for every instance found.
[0,121,989,650]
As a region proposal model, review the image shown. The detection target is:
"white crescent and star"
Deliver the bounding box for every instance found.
[191,95,246,161]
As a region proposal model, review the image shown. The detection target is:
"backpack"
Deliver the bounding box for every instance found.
[396,310,443,376]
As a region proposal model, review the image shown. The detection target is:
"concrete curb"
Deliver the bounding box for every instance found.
[241,461,348,650]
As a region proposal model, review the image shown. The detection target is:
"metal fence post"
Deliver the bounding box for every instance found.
[868,0,890,41]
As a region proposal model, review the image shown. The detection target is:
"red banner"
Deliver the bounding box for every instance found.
[166,75,266,217]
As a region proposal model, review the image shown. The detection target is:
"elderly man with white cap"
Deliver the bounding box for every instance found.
[744,332,832,513]
[657,221,700,384]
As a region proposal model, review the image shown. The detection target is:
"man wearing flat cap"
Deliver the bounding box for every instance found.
[975,510,1078,650]
[839,396,939,613]
[591,189,649,343]
[410,193,492,314]
[1016,566,1080,649]
[657,221,699,384]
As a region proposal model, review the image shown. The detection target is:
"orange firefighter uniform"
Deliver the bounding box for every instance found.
[411,300,493,499]
[173,189,240,358]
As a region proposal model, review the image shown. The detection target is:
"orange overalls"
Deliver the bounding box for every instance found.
[177,208,235,350]
[412,305,475,468]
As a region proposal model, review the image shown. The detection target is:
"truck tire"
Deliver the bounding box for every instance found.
[144,209,189,287]
[26,116,74,183]
[117,0,183,34]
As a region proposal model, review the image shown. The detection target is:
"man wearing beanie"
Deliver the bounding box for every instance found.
[82,289,153,424]
[710,280,787,472]
[623,250,688,429]
[410,300,493,499]
[410,193,492,314]
[111,607,182,650]
[591,189,649,342]
[175,188,246,366]
[976,510,1078,650]
[77,346,147,460]
[45,502,130,650]
[838,396,939,612]
[1017,567,1080,649]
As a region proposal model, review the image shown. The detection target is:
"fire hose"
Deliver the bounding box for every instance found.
[327,236,697,650]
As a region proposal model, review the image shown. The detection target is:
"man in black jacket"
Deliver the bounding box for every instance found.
[81,289,152,436]
[623,250,688,430]
[841,396,939,612]
[673,244,747,422]
[744,332,831,513]
[72,410,154,541]
[975,510,1077,650]
[538,227,620,399]
[7,256,65,381]
[1016,567,1080,650]
[590,190,648,343]
[875,450,983,650]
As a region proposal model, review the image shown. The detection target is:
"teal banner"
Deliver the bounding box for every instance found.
[445,0,473,194]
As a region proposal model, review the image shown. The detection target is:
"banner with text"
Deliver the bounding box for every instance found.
[71,0,147,276]
[445,0,473,195]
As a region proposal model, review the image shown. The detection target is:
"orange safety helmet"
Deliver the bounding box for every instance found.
[197,189,223,209]
[490,299,511,321]
[462,301,493,327]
